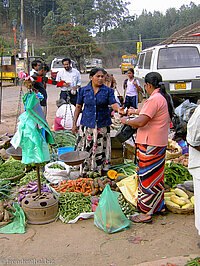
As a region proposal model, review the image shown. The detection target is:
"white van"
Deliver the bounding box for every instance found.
[134,44,200,101]
[50,57,78,79]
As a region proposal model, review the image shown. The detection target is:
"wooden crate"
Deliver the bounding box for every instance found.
[111,157,124,165]
[111,148,123,159]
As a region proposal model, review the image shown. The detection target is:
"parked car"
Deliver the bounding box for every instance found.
[134,44,200,102]
[50,57,78,79]
[81,58,102,73]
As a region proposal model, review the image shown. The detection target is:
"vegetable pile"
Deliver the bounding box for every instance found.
[0,158,25,179]
[0,200,15,226]
[110,161,137,176]
[17,170,45,187]
[52,130,76,148]
[186,257,200,266]
[168,153,188,167]
[17,182,51,205]
[164,162,192,187]
[57,192,92,222]
[0,179,13,199]
[118,194,136,216]
[49,164,66,170]
[164,188,194,210]
[52,178,95,196]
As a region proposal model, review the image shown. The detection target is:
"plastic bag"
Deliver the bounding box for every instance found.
[175,100,198,122]
[94,185,130,233]
[43,161,71,184]
[0,203,26,234]
[11,112,50,164]
[116,175,138,206]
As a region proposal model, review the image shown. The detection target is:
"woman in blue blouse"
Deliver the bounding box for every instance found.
[72,68,120,176]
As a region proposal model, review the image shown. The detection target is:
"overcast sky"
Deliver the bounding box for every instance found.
[128,0,200,15]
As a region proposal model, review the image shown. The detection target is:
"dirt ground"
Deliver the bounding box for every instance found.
[0,69,199,266]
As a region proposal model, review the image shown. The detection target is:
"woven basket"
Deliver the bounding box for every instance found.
[166,139,182,160]
[166,202,194,214]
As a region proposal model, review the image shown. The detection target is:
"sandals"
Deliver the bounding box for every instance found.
[156,208,168,216]
[130,214,152,223]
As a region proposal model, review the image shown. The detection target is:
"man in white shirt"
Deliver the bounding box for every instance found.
[56,58,81,106]
[30,60,41,76]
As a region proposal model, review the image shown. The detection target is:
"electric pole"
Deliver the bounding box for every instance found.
[20,0,24,56]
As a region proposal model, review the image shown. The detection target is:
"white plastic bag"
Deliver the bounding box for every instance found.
[43,161,71,184]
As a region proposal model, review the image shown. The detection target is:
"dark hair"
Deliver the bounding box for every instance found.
[127,68,134,74]
[89,67,106,78]
[145,72,174,119]
[38,63,44,71]
[62,58,71,64]
[44,64,49,72]
[31,60,41,69]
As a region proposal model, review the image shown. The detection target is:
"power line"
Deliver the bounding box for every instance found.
[2,36,165,51]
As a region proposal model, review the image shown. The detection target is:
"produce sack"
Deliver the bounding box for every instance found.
[44,161,71,184]
[94,184,130,233]
[0,203,25,234]
[116,175,138,207]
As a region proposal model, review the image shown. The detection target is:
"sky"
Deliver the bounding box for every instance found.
[128,0,200,16]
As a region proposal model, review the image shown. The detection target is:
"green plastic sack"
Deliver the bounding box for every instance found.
[11,112,50,164]
[0,203,26,234]
[94,184,130,233]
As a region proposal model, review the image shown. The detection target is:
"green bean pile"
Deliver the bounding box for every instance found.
[164,162,193,187]
[17,170,46,187]
[0,159,25,179]
[52,130,77,148]
[57,192,92,223]
[49,164,65,170]
[186,257,200,266]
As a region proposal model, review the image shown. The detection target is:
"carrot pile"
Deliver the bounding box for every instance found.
[52,178,94,196]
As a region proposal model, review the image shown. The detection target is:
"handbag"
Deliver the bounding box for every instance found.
[115,124,137,143]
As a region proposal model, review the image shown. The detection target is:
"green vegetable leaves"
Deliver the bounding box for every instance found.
[164,162,193,187]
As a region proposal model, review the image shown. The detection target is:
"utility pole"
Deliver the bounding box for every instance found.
[0,45,4,124]
[20,0,24,56]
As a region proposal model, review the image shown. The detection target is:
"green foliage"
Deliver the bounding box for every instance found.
[50,24,99,67]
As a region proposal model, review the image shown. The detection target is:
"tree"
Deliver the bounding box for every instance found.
[56,0,95,29]
[94,0,129,34]
[51,24,100,68]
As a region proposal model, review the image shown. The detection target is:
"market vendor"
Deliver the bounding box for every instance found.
[120,72,173,223]
[72,68,120,177]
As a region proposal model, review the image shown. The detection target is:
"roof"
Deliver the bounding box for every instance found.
[159,20,200,45]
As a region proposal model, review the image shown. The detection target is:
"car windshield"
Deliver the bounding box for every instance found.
[158,46,200,69]
[52,61,63,68]
[122,58,131,63]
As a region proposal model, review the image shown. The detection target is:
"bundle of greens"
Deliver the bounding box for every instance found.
[0,158,25,180]
[164,162,193,187]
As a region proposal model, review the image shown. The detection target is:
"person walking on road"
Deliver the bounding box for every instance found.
[123,68,142,109]
[56,58,81,106]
